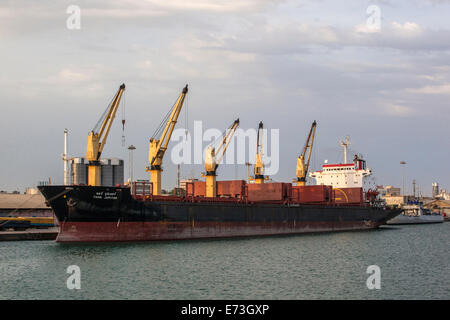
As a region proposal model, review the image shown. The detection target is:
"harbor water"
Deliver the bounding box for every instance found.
[1,223,448,300]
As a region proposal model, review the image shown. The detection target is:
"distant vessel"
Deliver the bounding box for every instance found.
[387,203,444,225]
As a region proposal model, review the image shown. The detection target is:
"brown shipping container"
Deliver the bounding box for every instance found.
[185,182,194,196]
[194,181,206,197]
[333,187,363,205]
[186,180,245,198]
[292,185,332,203]
[185,181,206,197]
[247,182,287,202]
[217,180,246,198]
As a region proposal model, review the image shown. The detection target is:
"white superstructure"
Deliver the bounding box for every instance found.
[309,137,372,189]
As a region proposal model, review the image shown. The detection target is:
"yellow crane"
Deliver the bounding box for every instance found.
[294,120,317,186]
[203,119,240,197]
[252,121,267,184]
[146,85,188,195]
[86,83,126,186]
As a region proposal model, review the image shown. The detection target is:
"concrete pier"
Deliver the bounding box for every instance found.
[0,227,58,241]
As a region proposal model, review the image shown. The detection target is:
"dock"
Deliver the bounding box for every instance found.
[0,192,53,217]
[0,227,58,241]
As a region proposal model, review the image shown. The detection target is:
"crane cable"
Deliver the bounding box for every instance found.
[92,93,116,133]
[185,93,189,139]
[151,95,179,139]
[121,93,126,147]
[311,127,318,184]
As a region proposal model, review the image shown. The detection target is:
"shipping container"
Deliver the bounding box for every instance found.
[185,181,206,197]
[217,180,246,198]
[291,185,332,204]
[186,180,246,198]
[247,182,288,202]
[333,187,363,205]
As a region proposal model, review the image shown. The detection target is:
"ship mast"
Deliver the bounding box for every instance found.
[340,136,351,164]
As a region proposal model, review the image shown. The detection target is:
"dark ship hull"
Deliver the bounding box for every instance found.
[38,185,401,243]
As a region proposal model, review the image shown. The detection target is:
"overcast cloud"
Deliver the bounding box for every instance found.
[0,0,449,196]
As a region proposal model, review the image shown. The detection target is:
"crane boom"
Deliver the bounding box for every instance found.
[86,83,126,186]
[204,119,240,197]
[146,84,188,195]
[295,120,317,186]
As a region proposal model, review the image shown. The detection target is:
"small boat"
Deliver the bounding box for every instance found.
[387,203,444,225]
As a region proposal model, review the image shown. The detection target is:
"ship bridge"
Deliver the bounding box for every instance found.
[309,137,372,189]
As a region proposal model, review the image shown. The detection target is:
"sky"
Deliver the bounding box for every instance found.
[0,0,449,196]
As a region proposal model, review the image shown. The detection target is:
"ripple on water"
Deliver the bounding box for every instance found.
[0,223,449,299]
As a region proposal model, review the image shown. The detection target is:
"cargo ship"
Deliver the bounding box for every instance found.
[38,137,400,243]
[38,184,399,242]
[38,86,400,242]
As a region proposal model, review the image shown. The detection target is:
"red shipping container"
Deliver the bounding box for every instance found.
[185,181,206,197]
[247,182,286,202]
[186,180,246,198]
[292,185,332,203]
[194,181,206,197]
[186,182,194,196]
[333,187,363,205]
[217,180,246,198]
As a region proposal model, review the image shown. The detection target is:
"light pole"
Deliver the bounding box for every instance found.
[400,161,406,197]
[63,129,69,185]
[128,145,136,194]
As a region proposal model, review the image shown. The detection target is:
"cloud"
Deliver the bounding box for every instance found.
[58,68,92,82]
[391,21,422,33]
[354,24,380,34]
[382,103,415,117]
[1,0,450,193]
[0,0,281,38]
[407,83,450,94]
[144,0,280,12]
[216,20,450,54]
